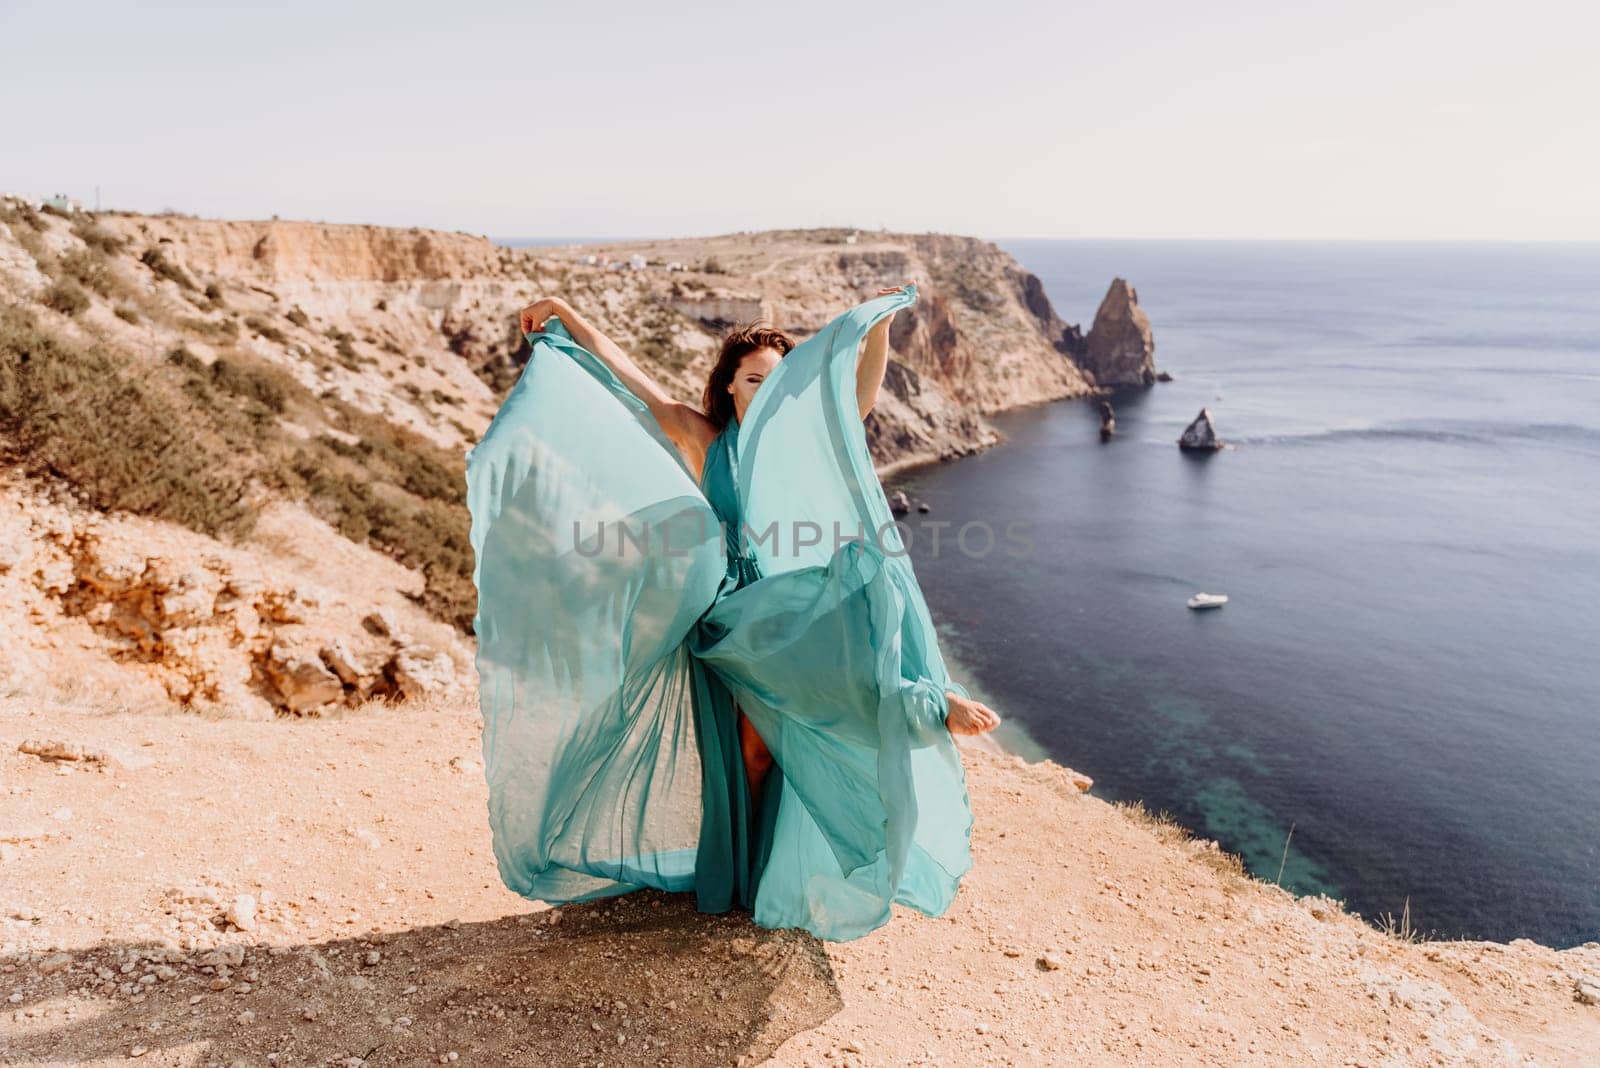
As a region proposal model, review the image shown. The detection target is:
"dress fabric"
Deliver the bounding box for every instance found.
[466,285,974,941]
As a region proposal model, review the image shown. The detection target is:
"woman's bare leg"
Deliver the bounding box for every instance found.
[737,709,774,800]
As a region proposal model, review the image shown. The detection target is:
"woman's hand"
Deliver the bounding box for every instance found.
[945,692,1001,736]
[518,297,571,335]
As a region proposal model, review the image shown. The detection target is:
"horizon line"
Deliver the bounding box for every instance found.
[495,233,1600,246]
[22,204,1598,245]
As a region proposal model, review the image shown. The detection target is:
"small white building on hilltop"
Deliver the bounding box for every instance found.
[628,254,647,270]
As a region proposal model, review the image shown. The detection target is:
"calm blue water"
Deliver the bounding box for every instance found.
[893,239,1600,946]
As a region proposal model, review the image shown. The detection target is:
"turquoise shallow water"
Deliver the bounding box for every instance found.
[891,239,1600,946]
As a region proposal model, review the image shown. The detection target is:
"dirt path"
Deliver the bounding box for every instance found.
[3,695,1597,1065]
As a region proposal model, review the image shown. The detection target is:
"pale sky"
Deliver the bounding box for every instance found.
[3,0,1597,241]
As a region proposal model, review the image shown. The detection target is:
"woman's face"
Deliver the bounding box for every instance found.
[727,346,782,424]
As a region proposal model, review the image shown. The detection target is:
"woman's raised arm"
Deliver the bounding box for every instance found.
[519,297,716,463]
[856,285,909,420]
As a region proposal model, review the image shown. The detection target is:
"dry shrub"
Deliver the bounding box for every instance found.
[42,279,91,316]
[140,246,196,291]
[0,306,253,535]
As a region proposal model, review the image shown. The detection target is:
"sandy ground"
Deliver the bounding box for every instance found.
[2,695,1598,1066]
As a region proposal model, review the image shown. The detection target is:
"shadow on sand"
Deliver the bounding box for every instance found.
[1,890,840,1065]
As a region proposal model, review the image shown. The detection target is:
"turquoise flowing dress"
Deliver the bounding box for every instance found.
[466,285,974,941]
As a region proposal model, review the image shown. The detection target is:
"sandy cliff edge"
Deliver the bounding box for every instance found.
[2,694,1596,1066]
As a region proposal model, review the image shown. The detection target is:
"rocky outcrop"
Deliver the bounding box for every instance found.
[0,476,469,717]
[665,294,770,326]
[114,216,506,284]
[1083,278,1158,387]
[865,356,999,470]
[0,207,1127,709]
[3,207,1104,473]
[1179,407,1225,451]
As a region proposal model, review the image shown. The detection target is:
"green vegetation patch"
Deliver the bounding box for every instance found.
[4,306,476,630]
[0,306,254,535]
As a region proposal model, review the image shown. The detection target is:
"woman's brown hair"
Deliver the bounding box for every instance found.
[701,323,795,431]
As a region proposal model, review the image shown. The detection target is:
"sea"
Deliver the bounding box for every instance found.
[888,238,1600,947]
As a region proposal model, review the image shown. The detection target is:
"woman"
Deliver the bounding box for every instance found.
[468,282,999,941]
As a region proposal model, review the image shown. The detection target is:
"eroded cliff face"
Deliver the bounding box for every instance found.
[0,207,1106,713]
[46,218,1101,468]
[0,474,468,718]
[527,228,1100,466]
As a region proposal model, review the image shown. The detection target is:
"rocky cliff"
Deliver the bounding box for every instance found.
[0,206,1109,717]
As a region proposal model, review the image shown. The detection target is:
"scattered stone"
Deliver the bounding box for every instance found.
[387,644,455,698]
[1058,767,1093,794]
[38,952,72,975]
[129,1047,147,1059]
[202,945,245,969]
[363,950,382,966]
[361,610,395,638]
[319,640,379,691]
[17,739,110,765]
[237,1009,256,1024]
[1037,952,1064,972]
[172,885,223,908]
[264,642,344,712]
[888,490,911,516]
[227,894,257,931]
[1577,977,1600,1006]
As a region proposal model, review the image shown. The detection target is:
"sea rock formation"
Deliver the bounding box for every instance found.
[1098,399,1117,441]
[1178,407,1225,451]
[1083,278,1159,387]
